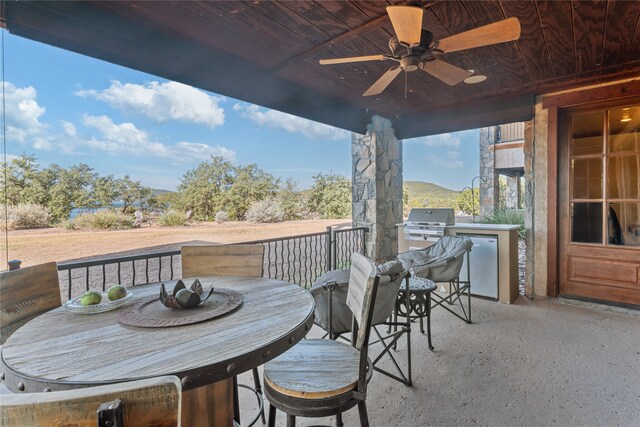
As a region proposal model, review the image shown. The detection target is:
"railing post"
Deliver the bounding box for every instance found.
[325,226,333,272]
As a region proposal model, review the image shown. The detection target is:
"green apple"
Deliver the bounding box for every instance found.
[107,285,127,301]
[79,290,102,306]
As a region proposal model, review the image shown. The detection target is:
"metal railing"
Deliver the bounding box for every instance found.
[495,122,524,144]
[56,226,367,299]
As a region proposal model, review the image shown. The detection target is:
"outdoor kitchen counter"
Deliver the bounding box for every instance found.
[446,223,520,304]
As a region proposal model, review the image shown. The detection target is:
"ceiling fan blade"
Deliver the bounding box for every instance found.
[420,59,472,86]
[363,66,403,96]
[436,17,521,53]
[319,54,387,65]
[386,5,423,47]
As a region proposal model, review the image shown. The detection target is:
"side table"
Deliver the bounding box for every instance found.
[395,277,438,351]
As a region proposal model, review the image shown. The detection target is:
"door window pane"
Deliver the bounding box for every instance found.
[608,203,640,247]
[571,111,603,156]
[607,155,639,199]
[572,158,602,199]
[571,202,602,244]
[609,107,639,153]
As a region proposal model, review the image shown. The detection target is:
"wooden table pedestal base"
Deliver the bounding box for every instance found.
[182,378,233,427]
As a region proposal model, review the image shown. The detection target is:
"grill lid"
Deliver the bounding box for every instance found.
[406,208,455,226]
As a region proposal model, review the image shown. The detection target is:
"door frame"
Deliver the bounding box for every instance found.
[542,82,640,298]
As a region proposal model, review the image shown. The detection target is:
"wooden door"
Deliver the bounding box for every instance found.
[558,102,640,307]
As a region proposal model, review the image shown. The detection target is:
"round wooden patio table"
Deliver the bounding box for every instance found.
[0,276,315,427]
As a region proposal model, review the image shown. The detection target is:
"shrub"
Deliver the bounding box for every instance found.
[245,198,285,223]
[479,209,525,239]
[60,219,79,230]
[158,210,187,227]
[75,210,135,230]
[0,204,52,230]
[215,210,229,224]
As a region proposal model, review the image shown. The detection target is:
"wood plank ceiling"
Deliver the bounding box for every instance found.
[3,1,639,138]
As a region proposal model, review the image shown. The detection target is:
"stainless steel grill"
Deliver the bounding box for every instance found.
[401,208,455,244]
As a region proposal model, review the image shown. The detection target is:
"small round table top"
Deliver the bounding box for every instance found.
[402,277,438,293]
[0,277,314,393]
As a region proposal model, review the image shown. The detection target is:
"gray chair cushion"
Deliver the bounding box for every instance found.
[397,235,473,282]
[310,260,406,336]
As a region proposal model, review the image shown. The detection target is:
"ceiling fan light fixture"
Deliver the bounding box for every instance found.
[620,108,633,122]
[464,74,487,84]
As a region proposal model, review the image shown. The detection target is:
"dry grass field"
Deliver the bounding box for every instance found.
[3,219,349,267]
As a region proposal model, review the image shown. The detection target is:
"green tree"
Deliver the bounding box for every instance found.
[277,178,301,221]
[224,164,278,220]
[153,191,179,211]
[114,175,151,213]
[177,156,235,220]
[48,164,96,221]
[0,153,49,205]
[456,188,480,216]
[306,173,351,219]
[93,175,118,208]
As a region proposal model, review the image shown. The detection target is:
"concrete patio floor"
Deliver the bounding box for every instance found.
[238,295,640,427]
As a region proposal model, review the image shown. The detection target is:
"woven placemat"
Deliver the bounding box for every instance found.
[118,287,243,328]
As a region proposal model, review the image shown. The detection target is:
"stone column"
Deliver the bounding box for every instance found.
[479,127,499,217]
[352,116,403,263]
[505,176,520,209]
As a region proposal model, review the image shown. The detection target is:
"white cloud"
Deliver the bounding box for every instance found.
[174,141,236,161]
[80,114,235,163]
[61,121,77,137]
[407,129,476,148]
[2,82,48,143]
[76,80,225,128]
[426,153,464,169]
[236,104,349,141]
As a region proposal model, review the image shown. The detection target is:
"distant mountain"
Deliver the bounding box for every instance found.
[404,181,459,201]
[151,188,173,196]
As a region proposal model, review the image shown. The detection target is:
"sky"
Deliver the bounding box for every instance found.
[2,31,479,191]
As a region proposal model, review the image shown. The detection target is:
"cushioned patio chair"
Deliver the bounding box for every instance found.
[397,235,474,323]
[181,244,265,426]
[309,260,414,386]
[263,252,379,427]
[0,376,181,427]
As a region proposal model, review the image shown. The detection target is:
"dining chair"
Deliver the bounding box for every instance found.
[310,261,414,386]
[181,244,266,426]
[263,252,380,427]
[0,376,181,427]
[0,262,62,345]
[181,244,264,278]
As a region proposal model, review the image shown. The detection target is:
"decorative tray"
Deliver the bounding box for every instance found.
[118,287,243,328]
[64,291,134,314]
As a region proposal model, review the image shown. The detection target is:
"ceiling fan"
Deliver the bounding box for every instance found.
[319,4,521,96]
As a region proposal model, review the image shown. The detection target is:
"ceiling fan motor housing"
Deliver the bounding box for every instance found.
[401,56,422,72]
[390,30,434,72]
[389,30,433,56]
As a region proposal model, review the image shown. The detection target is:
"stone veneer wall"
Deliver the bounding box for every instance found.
[505,176,521,209]
[351,115,403,263]
[479,127,499,217]
[523,120,536,297]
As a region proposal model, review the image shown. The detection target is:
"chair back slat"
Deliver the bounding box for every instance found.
[0,376,181,427]
[0,262,61,345]
[181,245,264,278]
[346,253,378,351]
